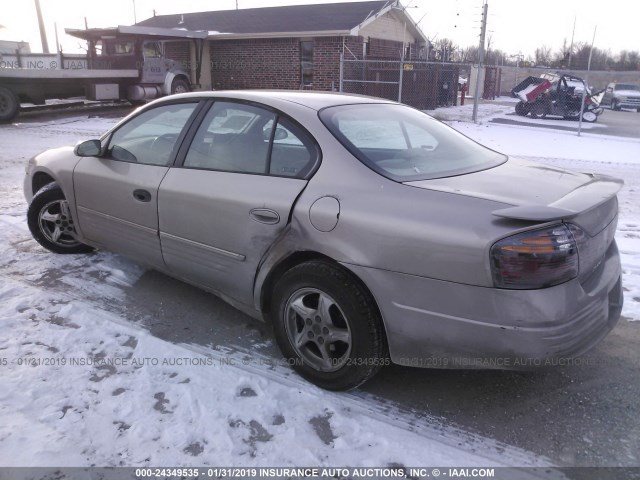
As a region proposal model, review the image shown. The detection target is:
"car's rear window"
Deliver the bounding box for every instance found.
[319,103,506,182]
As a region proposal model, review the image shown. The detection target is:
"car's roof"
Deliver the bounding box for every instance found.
[162,90,397,111]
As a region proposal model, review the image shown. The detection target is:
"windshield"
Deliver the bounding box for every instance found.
[615,84,639,91]
[319,104,506,182]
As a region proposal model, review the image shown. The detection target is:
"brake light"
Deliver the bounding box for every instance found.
[490,224,580,289]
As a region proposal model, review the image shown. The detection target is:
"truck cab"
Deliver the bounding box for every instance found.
[75,26,205,102]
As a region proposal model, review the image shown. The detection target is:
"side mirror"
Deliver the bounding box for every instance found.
[274,127,288,141]
[74,139,101,157]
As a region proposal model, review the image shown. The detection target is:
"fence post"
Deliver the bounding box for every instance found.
[472,2,488,123]
[398,60,404,103]
[339,53,344,93]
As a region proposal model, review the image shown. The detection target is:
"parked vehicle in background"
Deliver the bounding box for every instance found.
[0,25,206,122]
[512,73,604,122]
[601,83,640,112]
[23,91,623,390]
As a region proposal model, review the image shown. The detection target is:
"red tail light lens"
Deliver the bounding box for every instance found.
[490,224,580,289]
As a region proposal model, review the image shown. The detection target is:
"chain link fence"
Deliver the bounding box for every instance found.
[339,56,467,111]
[339,55,640,127]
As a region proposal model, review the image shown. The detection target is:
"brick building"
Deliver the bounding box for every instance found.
[137,1,428,92]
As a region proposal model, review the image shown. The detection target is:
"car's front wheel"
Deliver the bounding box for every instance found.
[27,183,94,254]
[611,99,621,111]
[272,260,387,390]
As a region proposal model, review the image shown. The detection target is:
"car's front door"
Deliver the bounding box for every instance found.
[157,100,320,306]
[73,101,200,268]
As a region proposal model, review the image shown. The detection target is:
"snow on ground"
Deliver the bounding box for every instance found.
[0,103,639,468]
[0,116,553,468]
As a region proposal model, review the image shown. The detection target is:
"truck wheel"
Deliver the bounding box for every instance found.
[171,78,190,95]
[0,86,19,122]
[611,99,621,111]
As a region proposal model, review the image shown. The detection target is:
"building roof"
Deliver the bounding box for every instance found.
[136,1,426,42]
[66,25,208,41]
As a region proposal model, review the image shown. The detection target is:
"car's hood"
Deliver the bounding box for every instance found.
[405,157,623,231]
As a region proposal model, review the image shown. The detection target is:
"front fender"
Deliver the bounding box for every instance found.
[25,146,87,241]
[162,69,190,95]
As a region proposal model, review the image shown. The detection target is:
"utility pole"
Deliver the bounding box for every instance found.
[472,1,488,123]
[578,26,597,137]
[34,0,50,53]
[568,16,576,69]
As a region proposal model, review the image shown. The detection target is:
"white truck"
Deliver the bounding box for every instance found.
[0,25,207,121]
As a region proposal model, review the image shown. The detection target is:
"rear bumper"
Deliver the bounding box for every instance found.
[345,241,623,369]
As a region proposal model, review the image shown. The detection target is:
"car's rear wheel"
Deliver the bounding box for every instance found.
[27,183,94,254]
[272,260,387,390]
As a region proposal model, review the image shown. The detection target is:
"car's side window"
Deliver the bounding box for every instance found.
[184,102,319,178]
[107,103,198,166]
[267,117,318,178]
[184,102,275,174]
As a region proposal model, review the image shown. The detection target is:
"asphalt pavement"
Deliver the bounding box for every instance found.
[490,104,640,139]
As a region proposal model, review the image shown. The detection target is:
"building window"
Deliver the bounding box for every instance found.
[300,41,314,88]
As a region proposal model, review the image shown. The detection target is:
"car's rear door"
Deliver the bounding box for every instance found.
[73,101,201,268]
[157,100,320,306]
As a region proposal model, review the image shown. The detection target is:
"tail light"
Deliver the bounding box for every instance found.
[491,224,581,289]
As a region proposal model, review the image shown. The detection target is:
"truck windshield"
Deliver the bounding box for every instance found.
[616,84,639,91]
[319,103,506,182]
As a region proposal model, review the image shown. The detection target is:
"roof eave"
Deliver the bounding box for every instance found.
[350,2,428,44]
[206,30,351,40]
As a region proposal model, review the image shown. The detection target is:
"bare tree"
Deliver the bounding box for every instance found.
[534,46,552,67]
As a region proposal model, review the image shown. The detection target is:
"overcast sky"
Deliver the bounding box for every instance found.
[1,0,639,58]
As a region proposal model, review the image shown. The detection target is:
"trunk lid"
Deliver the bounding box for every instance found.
[405,157,623,283]
[404,157,622,235]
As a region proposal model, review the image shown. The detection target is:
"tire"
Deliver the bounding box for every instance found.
[529,103,546,119]
[611,99,621,111]
[581,110,598,123]
[272,260,388,390]
[170,77,190,95]
[0,86,19,122]
[515,101,529,116]
[27,183,94,254]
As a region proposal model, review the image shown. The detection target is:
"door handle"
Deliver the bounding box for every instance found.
[249,208,280,225]
[133,189,152,202]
